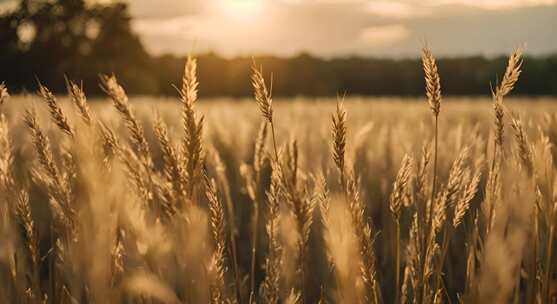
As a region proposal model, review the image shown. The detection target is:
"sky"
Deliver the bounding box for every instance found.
[2,0,557,58]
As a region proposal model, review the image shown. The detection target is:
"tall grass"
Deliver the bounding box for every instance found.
[0,47,555,304]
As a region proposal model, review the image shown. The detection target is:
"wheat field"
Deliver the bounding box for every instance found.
[1,50,556,304]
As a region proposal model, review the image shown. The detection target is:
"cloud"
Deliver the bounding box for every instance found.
[125,0,207,19]
[425,0,557,9]
[359,24,410,46]
[365,1,427,19]
[129,0,556,58]
[2,0,555,58]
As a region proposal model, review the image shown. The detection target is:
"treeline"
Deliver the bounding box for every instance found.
[156,53,557,97]
[1,0,556,97]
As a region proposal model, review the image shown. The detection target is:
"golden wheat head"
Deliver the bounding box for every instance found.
[389,154,413,219]
[65,78,93,125]
[0,82,9,105]
[331,97,347,180]
[251,62,273,123]
[421,47,442,117]
[181,55,199,106]
[493,48,523,101]
[38,82,74,136]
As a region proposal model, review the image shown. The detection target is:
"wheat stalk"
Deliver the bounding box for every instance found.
[0,114,13,191]
[432,148,473,295]
[38,83,74,137]
[249,121,269,302]
[65,78,93,126]
[24,108,63,194]
[252,61,280,166]
[281,140,316,302]
[445,148,470,208]
[453,172,481,228]
[98,121,120,167]
[492,48,523,148]
[389,154,413,220]
[180,56,204,201]
[15,190,39,270]
[389,154,413,303]
[250,61,288,303]
[490,47,523,162]
[493,48,523,102]
[262,161,282,304]
[414,145,431,290]
[330,98,380,303]
[421,46,443,304]
[212,154,242,303]
[0,82,9,105]
[488,48,523,230]
[100,75,151,163]
[285,289,302,304]
[251,62,273,124]
[254,121,269,173]
[203,169,227,304]
[331,97,347,187]
[346,176,380,303]
[510,115,534,176]
[154,114,186,200]
[118,146,154,209]
[421,47,441,117]
[421,46,442,246]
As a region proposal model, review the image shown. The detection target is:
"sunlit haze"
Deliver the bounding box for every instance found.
[1,0,557,58]
[216,0,264,22]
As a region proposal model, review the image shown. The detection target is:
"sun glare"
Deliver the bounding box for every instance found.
[216,0,264,22]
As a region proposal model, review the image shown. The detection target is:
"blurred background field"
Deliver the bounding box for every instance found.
[4,95,557,210]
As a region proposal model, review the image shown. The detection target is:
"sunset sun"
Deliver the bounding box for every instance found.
[216,0,264,22]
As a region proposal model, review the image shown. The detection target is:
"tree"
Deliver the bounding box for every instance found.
[0,0,157,94]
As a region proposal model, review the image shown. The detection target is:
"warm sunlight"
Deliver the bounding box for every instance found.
[215,0,264,22]
[1,1,557,304]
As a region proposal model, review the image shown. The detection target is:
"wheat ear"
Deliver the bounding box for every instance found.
[204,169,227,304]
[492,48,523,149]
[254,121,269,173]
[154,114,186,199]
[251,62,273,124]
[250,61,284,303]
[65,78,93,125]
[98,122,120,167]
[421,47,442,294]
[0,82,9,105]
[261,162,282,304]
[488,48,523,227]
[389,154,413,304]
[24,108,62,191]
[331,97,347,187]
[346,177,381,303]
[510,115,534,176]
[15,190,39,270]
[252,61,280,167]
[100,75,151,162]
[38,83,74,137]
[180,55,204,201]
[421,44,441,198]
[0,114,13,191]
[249,121,269,302]
[453,172,481,228]
[24,108,74,238]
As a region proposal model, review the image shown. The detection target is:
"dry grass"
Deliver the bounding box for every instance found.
[0,50,556,304]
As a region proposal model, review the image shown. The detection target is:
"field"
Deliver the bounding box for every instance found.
[1,52,557,304]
